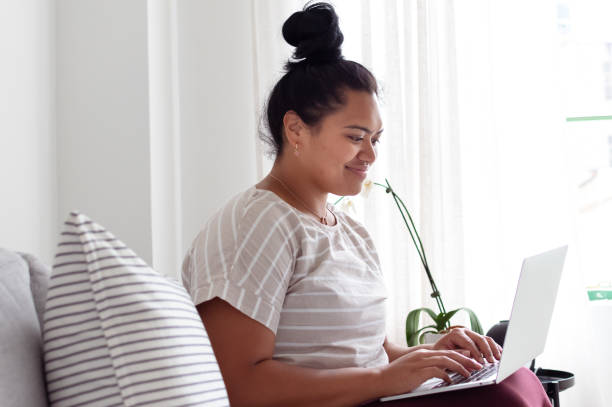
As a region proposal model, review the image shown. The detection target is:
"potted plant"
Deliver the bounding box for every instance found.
[337,179,483,346]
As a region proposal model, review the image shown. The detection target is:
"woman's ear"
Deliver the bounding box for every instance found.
[282,110,308,147]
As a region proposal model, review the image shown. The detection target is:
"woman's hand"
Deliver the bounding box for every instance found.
[378,348,482,396]
[433,327,503,364]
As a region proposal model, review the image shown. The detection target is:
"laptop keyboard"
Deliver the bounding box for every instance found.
[433,362,499,389]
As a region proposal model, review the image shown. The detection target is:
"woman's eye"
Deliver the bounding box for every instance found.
[348,135,363,142]
[372,138,381,145]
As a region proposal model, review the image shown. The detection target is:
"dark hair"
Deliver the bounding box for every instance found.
[261,2,378,157]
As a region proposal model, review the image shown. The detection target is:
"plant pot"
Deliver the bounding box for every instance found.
[422,325,468,345]
[421,332,444,344]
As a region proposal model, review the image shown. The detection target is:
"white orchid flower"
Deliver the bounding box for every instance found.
[361,179,374,198]
[339,198,357,214]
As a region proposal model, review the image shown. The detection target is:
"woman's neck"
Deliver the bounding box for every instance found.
[256,160,332,224]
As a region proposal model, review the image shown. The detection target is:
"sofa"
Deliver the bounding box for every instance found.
[0,248,51,406]
[0,212,229,407]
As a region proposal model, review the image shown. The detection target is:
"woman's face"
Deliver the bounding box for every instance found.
[298,89,383,196]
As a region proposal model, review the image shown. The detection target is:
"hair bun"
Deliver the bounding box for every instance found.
[282,2,344,65]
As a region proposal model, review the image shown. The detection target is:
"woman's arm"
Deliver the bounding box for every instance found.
[198,299,482,407]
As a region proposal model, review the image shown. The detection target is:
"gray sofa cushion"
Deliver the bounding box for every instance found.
[0,248,49,407]
[18,252,51,332]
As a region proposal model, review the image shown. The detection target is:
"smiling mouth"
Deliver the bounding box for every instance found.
[345,166,368,176]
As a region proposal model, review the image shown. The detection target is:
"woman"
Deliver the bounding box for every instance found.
[182,3,551,406]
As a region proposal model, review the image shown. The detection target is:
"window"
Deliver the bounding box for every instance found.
[559,0,612,299]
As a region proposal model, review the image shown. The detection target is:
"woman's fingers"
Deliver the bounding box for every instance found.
[465,330,495,363]
[443,330,484,363]
[421,355,471,377]
[422,367,452,384]
[436,328,503,363]
[485,335,502,360]
[417,350,482,377]
[384,349,485,395]
[445,350,484,372]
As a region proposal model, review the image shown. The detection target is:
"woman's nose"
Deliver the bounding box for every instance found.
[360,138,377,163]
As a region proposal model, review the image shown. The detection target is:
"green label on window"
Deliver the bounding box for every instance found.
[587,290,612,301]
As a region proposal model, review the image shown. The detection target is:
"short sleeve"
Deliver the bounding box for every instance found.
[183,195,298,334]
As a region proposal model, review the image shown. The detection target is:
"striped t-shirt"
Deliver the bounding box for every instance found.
[181,186,389,369]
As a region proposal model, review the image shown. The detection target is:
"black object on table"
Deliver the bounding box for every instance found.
[486,321,575,407]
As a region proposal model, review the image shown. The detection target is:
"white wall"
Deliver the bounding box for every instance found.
[56,0,154,264]
[0,0,57,265]
[1,0,260,275]
[175,0,259,253]
[54,0,259,275]
[147,0,261,276]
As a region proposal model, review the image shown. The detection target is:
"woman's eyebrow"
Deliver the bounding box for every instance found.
[344,125,384,134]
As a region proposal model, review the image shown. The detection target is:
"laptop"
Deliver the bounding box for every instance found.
[380,245,568,402]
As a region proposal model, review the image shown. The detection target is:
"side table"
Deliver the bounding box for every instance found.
[534,368,575,407]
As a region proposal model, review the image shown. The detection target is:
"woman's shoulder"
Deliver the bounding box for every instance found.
[186,187,302,263]
[200,186,301,240]
[240,187,302,227]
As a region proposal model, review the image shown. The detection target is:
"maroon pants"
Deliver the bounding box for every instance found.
[367,368,552,407]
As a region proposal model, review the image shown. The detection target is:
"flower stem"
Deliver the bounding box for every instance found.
[377,179,449,325]
[335,180,450,328]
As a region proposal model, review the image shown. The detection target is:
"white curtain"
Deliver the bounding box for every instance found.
[453,2,603,405]
[252,1,601,404]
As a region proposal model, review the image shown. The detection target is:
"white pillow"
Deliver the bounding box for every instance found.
[43,212,228,407]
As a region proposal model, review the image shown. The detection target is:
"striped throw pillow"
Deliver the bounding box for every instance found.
[43,212,228,407]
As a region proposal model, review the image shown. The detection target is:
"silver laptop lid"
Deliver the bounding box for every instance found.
[497,245,568,382]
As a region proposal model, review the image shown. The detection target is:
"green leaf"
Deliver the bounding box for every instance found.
[408,325,437,346]
[437,307,484,335]
[405,307,484,346]
[405,308,438,346]
[435,309,461,330]
[460,307,484,334]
